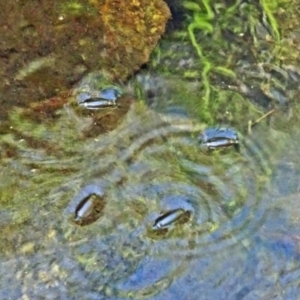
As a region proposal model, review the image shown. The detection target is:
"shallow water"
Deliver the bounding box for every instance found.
[2,97,300,299]
[2,1,300,299]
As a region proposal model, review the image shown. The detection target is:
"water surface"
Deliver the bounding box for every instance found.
[2,98,300,299]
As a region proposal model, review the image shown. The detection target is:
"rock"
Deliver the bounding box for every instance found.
[0,0,170,108]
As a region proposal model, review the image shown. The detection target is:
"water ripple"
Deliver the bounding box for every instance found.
[0,102,288,298]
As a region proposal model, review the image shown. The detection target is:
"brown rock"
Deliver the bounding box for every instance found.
[0,0,170,108]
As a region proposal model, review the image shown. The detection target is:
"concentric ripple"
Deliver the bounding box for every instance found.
[0,102,286,298]
[60,103,283,297]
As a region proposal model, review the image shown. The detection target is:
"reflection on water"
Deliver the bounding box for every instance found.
[2,97,300,299]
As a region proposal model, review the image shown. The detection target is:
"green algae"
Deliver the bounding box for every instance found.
[150,0,296,129]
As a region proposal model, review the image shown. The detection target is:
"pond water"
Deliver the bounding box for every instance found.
[2,96,300,299]
[1,1,300,300]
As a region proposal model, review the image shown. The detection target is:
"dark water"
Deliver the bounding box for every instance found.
[1,97,300,299]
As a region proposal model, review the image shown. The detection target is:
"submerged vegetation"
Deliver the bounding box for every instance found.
[1,1,300,298]
[149,0,299,132]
